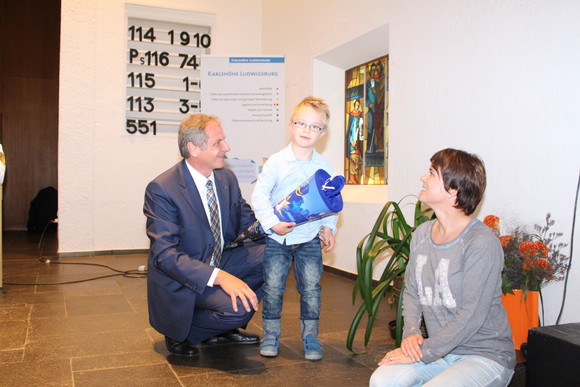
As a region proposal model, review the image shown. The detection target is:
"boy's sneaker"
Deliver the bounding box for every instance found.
[260,332,279,357]
[303,334,323,360]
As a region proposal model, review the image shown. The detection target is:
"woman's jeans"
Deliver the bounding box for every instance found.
[262,237,322,339]
[369,353,514,387]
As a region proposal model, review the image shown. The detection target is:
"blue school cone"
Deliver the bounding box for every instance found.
[224,170,346,250]
[274,169,345,224]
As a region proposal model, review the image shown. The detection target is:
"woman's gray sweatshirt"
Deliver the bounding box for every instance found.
[402,218,516,369]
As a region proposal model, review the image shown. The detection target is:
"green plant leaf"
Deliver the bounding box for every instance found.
[353,236,367,304]
[347,197,434,352]
[346,300,370,353]
[395,281,405,347]
[364,281,392,346]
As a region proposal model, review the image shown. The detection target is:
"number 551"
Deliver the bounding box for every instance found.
[126,119,157,135]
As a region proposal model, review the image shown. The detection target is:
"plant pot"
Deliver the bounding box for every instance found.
[389,320,397,339]
[392,275,404,307]
[501,289,539,350]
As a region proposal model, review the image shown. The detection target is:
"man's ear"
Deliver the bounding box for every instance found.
[187,142,198,157]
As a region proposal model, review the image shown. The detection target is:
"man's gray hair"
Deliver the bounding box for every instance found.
[178,113,220,158]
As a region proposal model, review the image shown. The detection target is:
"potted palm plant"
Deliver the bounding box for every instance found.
[346,196,434,353]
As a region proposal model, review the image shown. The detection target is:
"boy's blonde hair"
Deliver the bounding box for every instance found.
[292,96,330,129]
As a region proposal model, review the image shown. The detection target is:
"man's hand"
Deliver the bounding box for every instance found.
[378,347,415,366]
[214,270,259,313]
[319,226,336,253]
[271,222,295,236]
[400,333,424,362]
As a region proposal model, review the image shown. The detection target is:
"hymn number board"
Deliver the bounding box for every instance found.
[126,18,211,135]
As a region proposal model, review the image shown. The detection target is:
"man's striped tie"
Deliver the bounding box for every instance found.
[206,180,222,267]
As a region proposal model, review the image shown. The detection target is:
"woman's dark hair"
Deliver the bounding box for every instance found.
[430,148,486,215]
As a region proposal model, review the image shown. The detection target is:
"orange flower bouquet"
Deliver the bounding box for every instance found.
[484,214,569,295]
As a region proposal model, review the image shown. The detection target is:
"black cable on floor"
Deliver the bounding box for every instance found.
[37,219,57,260]
[3,219,147,286]
[4,257,147,286]
[4,269,147,286]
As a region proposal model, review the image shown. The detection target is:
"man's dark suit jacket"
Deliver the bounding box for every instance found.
[143,159,257,341]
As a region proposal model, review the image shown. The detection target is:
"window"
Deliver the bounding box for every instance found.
[345,55,388,185]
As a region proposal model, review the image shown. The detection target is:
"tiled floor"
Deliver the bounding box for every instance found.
[0,230,396,386]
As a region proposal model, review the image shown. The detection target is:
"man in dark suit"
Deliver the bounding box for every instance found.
[144,113,264,356]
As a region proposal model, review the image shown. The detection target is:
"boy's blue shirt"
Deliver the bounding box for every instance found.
[251,143,338,245]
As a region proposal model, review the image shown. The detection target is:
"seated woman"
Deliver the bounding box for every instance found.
[370,148,515,387]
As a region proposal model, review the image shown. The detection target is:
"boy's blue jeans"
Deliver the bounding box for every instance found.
[262,237,322,339]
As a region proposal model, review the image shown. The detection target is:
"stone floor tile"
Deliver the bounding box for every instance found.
[0,231,387,386]
[28,311,149,339]
[23,329,152,362]
[0,359,73,386]
[71,350,166,372]
[65,293,134,316]
[73,363,181,387]
[0,320,28,350]
[0,303,31,322]
[0,348,24,364]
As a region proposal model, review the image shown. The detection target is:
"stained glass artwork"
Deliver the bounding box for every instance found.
[345,55,388,185]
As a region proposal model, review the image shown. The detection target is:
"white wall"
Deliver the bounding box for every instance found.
[262,0,580,325]
[59,0,580,325]
[59,0,263,253]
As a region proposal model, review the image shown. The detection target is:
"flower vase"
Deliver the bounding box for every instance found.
[501,289,539,350]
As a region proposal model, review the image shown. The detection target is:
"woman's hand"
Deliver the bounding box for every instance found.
[400,333,424,362]
[377,348,415,366]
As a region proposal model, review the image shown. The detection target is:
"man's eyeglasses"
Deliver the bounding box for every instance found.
[291,120,325,132]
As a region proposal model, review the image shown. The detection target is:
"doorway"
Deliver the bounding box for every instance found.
[0,0,60,231]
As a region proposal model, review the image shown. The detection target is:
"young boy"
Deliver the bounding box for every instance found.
[251,96,338,361]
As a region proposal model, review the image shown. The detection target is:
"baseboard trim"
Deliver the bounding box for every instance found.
[323,265,357,281]
[57,248,149,258]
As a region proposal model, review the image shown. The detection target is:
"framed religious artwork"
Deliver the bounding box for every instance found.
[345,55,388,185]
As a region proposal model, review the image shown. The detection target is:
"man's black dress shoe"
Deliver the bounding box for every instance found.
[202,329,260,345]
[165,336,199,356]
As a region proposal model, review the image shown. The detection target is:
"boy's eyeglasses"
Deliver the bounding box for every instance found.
[291,120,325,132]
